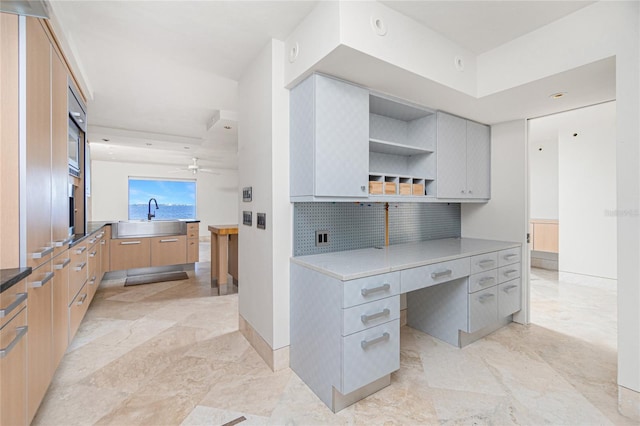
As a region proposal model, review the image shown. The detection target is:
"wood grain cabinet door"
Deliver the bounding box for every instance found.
[151,236,187,267]
[109,238,151,271]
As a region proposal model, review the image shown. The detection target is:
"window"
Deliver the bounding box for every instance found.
[128,178,196,220]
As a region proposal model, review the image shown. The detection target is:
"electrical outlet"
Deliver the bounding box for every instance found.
[315,230,329,247]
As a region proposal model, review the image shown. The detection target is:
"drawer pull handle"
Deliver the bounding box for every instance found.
[478,259,495,268]
[89,276,97,284]
[89,238,97,244]
[120,241,141,245]
[75,246,87,254]
[54,258,71,270]
[361,332,390,350]
[504,269,518,277]
[431,269,452,280]
[502,284,519,293]
[478,276,495,286]
[32,246,53,259]
[361,283,391,297]
[504,254,518,261]
[74,262,87,272]
[160,239,179,243]
[101,240,106,245]
[31,271,54,288]
[76,293,88,306]
[361,308,391,324]
[89,251,97,257]
[53,237,72,247]
[0,293,27,318]
[478,293,496,303]
[0,326,27,359]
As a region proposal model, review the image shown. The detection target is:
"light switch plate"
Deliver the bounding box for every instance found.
[242,211,252,226]
[242,187,252,202]
[257,213,266,230]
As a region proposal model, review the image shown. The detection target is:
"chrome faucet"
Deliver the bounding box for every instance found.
[147,198,159,221]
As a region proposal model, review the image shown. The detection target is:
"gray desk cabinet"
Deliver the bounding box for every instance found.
[437,112,491,200]
[290,74,369,198]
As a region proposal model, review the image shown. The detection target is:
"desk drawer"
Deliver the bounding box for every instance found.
[341,273,400,308]
[401,257,470,293]
[498,247,521,266]
[341,319,399,395]
[342,296,399,336]
[468,287,498,333]
[470,252,498,275]
[498,264,521,284]
[468,269,498,293]
[498,278,521,318]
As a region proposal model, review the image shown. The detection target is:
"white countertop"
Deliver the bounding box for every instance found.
[291,238,521,281]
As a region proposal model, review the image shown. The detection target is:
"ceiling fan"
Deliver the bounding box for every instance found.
[170,158,220,175]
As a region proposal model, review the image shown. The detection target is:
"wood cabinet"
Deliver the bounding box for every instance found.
[26,262,54,423]
[151,236,187,267]
[187,222,199,263]
[25,17,53,269]
[0,293,28,426]
[110,238,151,271]
[436,112,491,200]
[290,74,369,198]
[100,225,111,278]
[86,237,100,301]
[530,219,559,253]
[52,253,71,369]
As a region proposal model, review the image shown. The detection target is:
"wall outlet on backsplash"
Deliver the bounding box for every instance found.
[315,230,329,247]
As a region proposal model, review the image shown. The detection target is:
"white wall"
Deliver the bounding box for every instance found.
[528,137,559,220]
[461,120,529,325]
[237,39,291,350]
[90,160,238,237]
[557,102,617,279]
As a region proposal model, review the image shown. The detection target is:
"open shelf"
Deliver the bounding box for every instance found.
[369,138,433,156]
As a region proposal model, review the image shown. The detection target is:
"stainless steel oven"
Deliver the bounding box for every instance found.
[68,85,86,177]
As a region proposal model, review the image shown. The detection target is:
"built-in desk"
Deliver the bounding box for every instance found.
[208,225,238,295]
[290,238,522,412]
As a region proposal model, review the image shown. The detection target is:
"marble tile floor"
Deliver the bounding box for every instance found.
[33,265,634,425]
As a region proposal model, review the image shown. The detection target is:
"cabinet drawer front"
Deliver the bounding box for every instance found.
[342,296,399,336]
[341,319,399,395]
[187,223,199,238]
[341,273,400,308]
[468,287,498,333]
[69,248,88,305]
[498,278,521,318]
[498,247,521,266]
[401,257,470,293]
[0,279,27,330]
[498,263,521,284]
[470,252,498,275]
[69,283,90,342]
[468,269,498,293]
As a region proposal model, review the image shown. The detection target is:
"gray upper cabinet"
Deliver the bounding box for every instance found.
[290,74,369,199]
[436,112,491,200]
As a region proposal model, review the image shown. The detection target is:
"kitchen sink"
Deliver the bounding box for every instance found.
[112,220,187,239]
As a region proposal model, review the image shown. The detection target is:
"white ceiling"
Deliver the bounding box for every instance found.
[50,0,603,168]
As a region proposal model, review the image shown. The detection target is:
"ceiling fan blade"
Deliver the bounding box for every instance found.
[199,168,221,175]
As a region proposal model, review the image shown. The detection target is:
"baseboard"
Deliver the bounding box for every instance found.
[618,385,640,421]
[238,314,289,372]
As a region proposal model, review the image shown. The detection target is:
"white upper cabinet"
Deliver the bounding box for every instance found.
[436,112,491,200]
[290,74,369,199]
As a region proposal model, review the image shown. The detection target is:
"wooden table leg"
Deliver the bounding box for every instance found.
[211,232,219,289]
[228,234,238,285]
[217,234,229,295]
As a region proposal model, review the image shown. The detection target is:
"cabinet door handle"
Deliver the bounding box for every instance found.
[89,238,97,244]
[478,293,496,303]
[89,251,97,257]
[0,326,27,359]
[76,293,88,306]
[75,246,87,254]
[53,237,72,247]
[74,262,87,272]
[120,241,141,245]
[478,259,495,268]
[478,276,495,286]
[431,269,452,279]
[502,284,519,293]
[101,240,106,245]
[31,271,54,288]
[89,275,97,284]
[0,293,27,318]
[504,269,518,277]
[361,332,390,350]
[32,246,54,259]
[160,239,179,243]
[504,254,518,261]
[54,258,71,270]
[361,283,391,297]
[361,308,391,324]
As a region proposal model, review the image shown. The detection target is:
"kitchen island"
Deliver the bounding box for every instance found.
[208,224,238,295]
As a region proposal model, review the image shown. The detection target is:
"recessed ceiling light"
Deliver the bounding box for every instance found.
[550,92,567,99]
[102,138,110,142]
[184,146,190,150]
[224,125,232,130]
[146,143,152,146]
